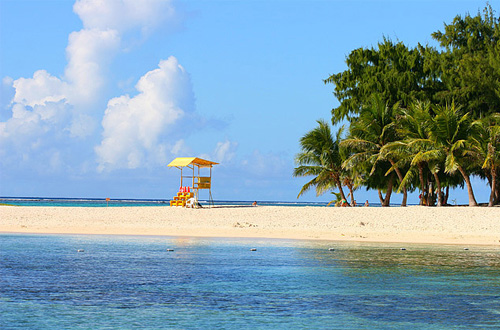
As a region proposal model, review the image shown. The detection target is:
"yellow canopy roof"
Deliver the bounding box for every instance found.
[167,157,219,168]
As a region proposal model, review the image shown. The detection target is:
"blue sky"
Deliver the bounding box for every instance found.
[0,0,493,204]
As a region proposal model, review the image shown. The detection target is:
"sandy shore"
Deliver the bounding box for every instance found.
[1,205,499,245]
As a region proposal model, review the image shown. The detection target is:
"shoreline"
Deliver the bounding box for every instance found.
[1,205,499,246]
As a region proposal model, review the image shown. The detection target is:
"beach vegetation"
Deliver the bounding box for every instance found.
[341,95,409,206]
[296,4,500,206]
[428,102,478,206]
[326,191,343,207]
[324,38,430,124]
[470,114,500,206]
[293,120,355,205]
[430,4,500,118]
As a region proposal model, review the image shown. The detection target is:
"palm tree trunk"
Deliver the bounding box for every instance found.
[486,172,492,188]
[389,159,407,207]
[424,176,430,206]
[378,190,384,204]
[348,185,355,206]
[429,181,435,206]
[418,163,426,206]
[344,179,355,205]
[382,174,394,207]
[444,186,449,205]
[489,166,497,207]
[494,168,500,205]
[432,172,443,206]
[428,173,433,206]
[336,180,349,206]
[457,166,478,207]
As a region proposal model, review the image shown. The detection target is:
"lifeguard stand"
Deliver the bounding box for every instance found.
[167,157,218,207]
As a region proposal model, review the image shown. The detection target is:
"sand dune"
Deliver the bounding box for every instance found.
[1,205,499,245]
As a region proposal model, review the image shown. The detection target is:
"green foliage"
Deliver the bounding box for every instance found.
[470,114,500,205]
[341,95,409,205]
[342,95,398,174]
[296,5,500,206]
[430,4,500,117]
[293,120,349,199]
[327,192,343,207]
[428,103,473,174]
[325,38,431,123]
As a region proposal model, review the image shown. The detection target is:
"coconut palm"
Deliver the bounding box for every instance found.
[341,95,408,206]
[429,103,478,206]
[385,101,447,206]
[327,192,343,207]
[470,114,500,206]
[293,120,351,203]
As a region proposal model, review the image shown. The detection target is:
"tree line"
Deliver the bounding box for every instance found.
[294,5,500,207]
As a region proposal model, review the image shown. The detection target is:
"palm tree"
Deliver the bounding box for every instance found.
[429,103,478,206]
[470,114,500,206]
[339,140,363,205]
[293,120,350,203]
[341,95,408,206]
[386,101,446,206]
[327,192,343,207]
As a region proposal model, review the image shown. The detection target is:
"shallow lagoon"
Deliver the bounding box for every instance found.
[1,234,499,329]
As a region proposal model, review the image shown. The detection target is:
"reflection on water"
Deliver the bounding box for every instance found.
[1,235,499,329]
[302,243,500,327]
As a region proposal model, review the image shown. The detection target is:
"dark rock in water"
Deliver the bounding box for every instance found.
[328,248,335,251]
[166,249,174,252]
[77,249,84,253]
[400,248,406,251]
[250,248,257,251]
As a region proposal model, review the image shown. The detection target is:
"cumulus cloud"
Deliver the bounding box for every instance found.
[64,28,120,106]
[240,150,290,178]
[10,26,119,113]
[0,100,73,173]
[171,139,190,155]
[12,70,68,107]
[74,0,175,35]
[1,0,179,174]
[95,56,195,171]
[211,140,238,163]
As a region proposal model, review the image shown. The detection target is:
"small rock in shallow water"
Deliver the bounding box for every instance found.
[166,249,174,252]
[77,249,84,253]
[400,248,406,251]
[328,248,335,251]
[250,248,257,251]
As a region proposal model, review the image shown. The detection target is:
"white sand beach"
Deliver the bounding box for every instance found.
[1,205,499,245]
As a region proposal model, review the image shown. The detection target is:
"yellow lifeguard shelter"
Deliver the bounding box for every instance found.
[167,157,218,207]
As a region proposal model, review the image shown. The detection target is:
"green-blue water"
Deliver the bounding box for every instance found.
[1,234,499,329]
[0,197,397,207]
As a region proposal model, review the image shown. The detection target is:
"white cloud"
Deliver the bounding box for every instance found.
[73,0,175,35]
[212,140,238,163]
[64,28,120,106]
[0,100,75,173]
[1,0,182,176]
[1,101,71,143]
[5,28,120,139]
[240,150,290,178]
[171,139,191,155]
[12,70,68,107]
[4,13,122,142]
[95,56,195,171]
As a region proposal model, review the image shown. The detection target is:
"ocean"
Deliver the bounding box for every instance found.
[1,234,499,329]
[0,197,400,207]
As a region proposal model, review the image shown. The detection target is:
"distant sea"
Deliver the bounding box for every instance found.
[1,234,499,329]
[0,197,399,207]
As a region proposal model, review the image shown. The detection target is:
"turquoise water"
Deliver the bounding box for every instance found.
[1,234,499,329]
[0,197,398,207]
